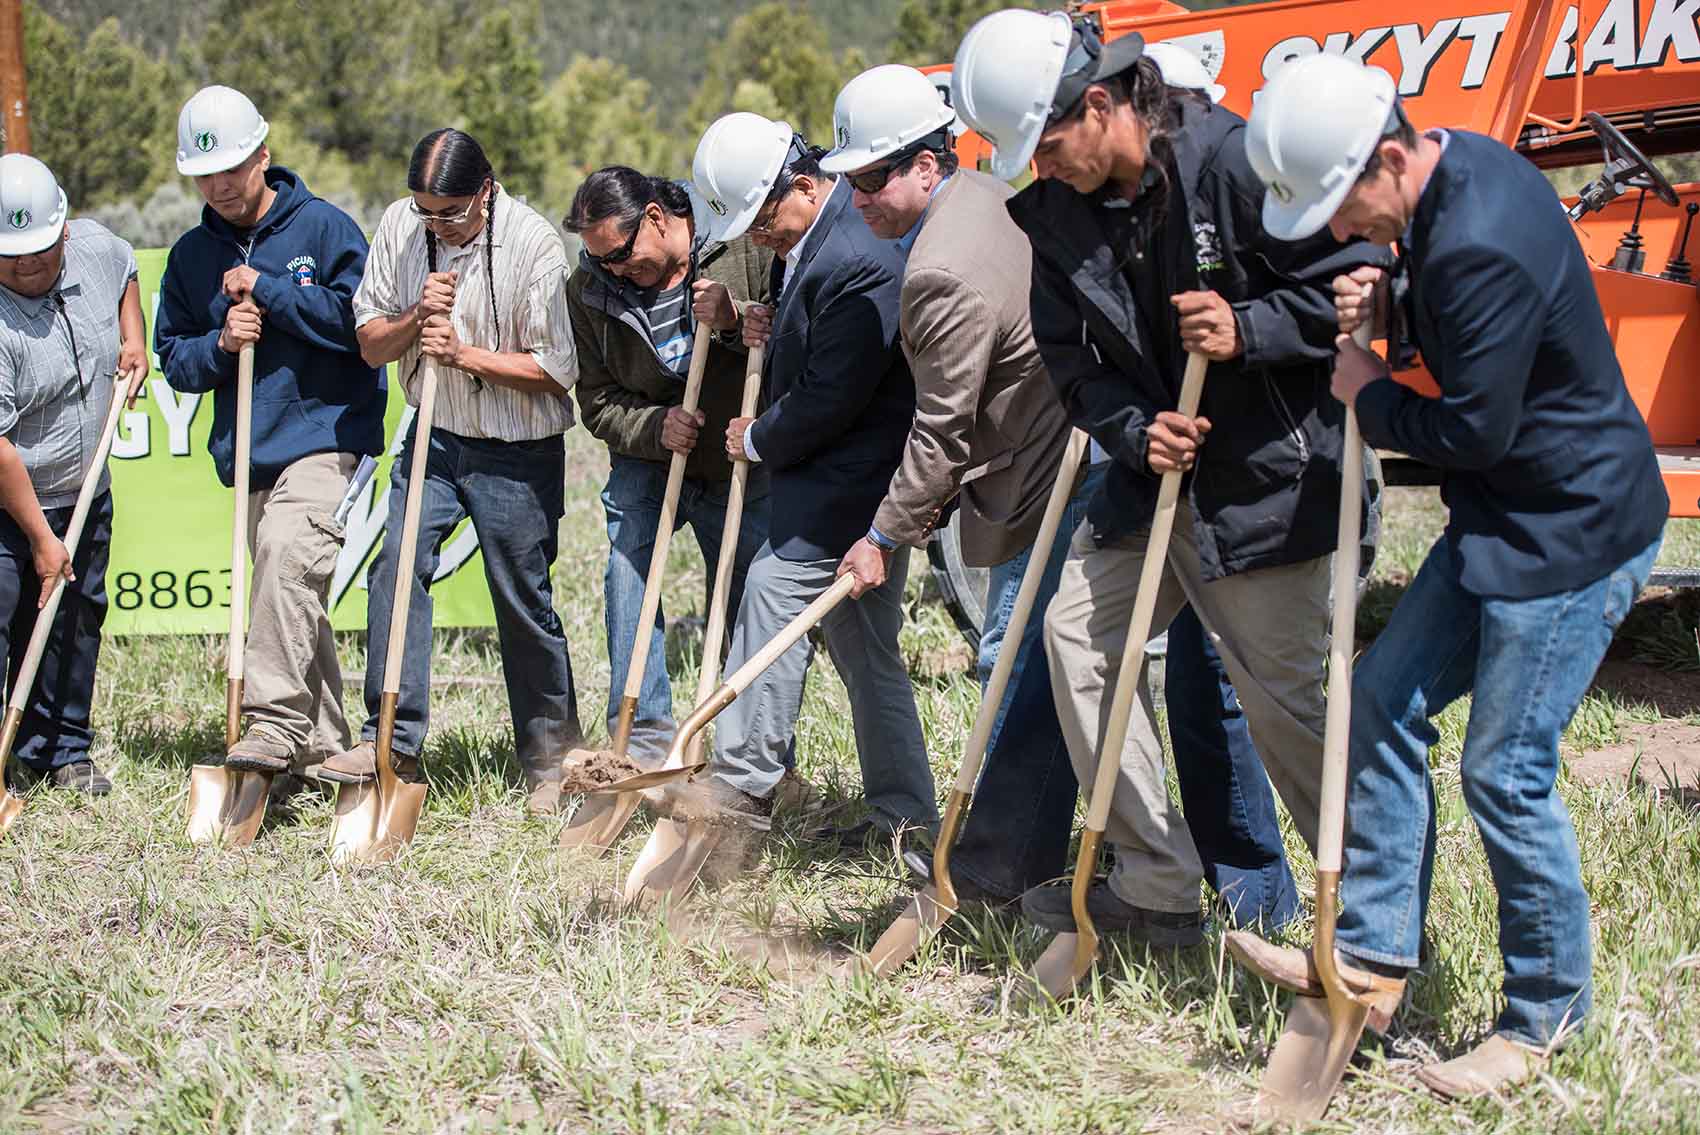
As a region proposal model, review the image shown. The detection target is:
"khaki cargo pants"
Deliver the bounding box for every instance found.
[242,451,356,769]
[1044,502,1329,914]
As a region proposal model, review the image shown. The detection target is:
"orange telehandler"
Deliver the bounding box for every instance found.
[936,0,1699,522]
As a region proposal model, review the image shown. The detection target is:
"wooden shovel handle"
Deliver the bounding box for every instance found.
[2,385,128,730]
[949,428,1089,795]
[1083,353,1209,833]
[725,572,856,698]
[381,361,439,697]
[618,322,715,709]
[1317,319,1375,873]
[228,344,254,683]
[694,344,763,706]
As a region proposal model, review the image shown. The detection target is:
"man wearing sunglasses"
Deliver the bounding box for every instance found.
[563,166,776,780]
[671,114,935,844]
[0,155,147,798]
[156,85,385,791]
[952,12,1387,944]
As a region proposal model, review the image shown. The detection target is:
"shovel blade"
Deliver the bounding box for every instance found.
[559,790,644,855]
[328,779,428,865]
[623,816,723,908]
[1030,929,1099,1002]
[185,766,271,847]
[864,884,958,978]
[1255,994,1370,1124]
[0,788,21,834]
[591,762,707,794]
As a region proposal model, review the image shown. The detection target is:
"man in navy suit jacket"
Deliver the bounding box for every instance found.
[688,124,935,841]
[1228,54,1667,1099]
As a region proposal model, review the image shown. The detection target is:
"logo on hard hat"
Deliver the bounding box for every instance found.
[707,197,727,217]
[5,208,29,230]
[836,123,850,148]
[1268,182,1294,204]
[194,130,219,153]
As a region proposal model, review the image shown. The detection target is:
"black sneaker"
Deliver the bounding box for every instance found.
[1020,879,1204,947]
[901,848,1014,908]
[49,760,112,797]
[807,816,881,848]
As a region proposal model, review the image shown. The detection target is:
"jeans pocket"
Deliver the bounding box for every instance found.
[1601,567,1640,630]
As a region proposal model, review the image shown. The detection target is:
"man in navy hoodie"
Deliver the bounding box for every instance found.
[155,86,385,785]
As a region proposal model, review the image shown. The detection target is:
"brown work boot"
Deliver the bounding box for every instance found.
[772,768,825,815]
[1416,1035,1546,1100]
[315,741,424,786]
[225,728,294,775]
[1224,930,1407,1033]
[524,767,562,815]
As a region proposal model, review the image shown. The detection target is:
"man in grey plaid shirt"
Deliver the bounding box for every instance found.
[0,154,147,796]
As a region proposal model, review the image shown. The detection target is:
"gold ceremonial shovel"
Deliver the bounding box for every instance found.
[326,353,444,864]
[1247,318,1379,1123]
[560,324,715,854]
[186,344,272,846]
[861,428,1089,977]
[618,572,860,906]
[0,380,129,834]
[1030,351,1208,1001]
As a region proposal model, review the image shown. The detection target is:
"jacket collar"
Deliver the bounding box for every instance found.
[1406,131,1469,283]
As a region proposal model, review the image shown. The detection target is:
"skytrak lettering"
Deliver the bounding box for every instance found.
[1260,0,1700,92]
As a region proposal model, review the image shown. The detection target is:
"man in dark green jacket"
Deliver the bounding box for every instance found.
[566,167,774,769]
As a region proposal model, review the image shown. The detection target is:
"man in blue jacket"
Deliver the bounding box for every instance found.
[1227,55,1667,1097]
[155,86,385,786]
[679,114,935,841]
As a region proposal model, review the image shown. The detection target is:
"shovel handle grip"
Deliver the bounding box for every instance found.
[619,323,715,707]
[1082,353,1208,832]
[228,345,255,682]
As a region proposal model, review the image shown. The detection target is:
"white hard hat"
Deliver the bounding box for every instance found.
[1245,54,1398,240]
[0,153,69,257]
[819,64,956,174]
[1147,41,1226,104]
[952,10,1145,181]
[692,112,797,242]
[927,72,968,138]
[176,85,270,177]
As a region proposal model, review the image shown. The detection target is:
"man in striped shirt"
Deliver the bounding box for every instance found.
[317,129,584,803]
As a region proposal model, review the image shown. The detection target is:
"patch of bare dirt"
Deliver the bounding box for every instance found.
[1568,721,1700,804]
[559,748,645,794]
[1590,659,1700,718]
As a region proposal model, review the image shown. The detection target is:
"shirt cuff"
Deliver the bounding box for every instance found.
[866,526,897,552]
[743,422,763,463]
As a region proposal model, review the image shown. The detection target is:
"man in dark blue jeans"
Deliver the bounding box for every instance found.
[1229,54,1668,1099]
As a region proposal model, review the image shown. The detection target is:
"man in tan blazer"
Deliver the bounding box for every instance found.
[818,64,1095,883]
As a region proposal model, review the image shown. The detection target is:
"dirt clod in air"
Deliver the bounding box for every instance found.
[560,749,646,794]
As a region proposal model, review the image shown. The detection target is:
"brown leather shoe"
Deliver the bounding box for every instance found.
[226,729,294,775]
[1224,930,1407,1034]
[315,741,423,786]
[1416,1034,1545,1100]
[524,768,562,815]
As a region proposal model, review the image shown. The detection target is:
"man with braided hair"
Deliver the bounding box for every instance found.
[318,129,583,805]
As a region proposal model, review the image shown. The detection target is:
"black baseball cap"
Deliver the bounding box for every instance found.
[1048,21,1147,124]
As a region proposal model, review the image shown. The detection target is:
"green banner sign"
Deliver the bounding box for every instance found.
[106,249,497,635]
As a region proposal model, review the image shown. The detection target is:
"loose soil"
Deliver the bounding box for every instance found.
[559,748,645,794]
[1569,720,1700,804]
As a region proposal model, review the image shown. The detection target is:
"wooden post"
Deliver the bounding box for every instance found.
[1,0,31,154]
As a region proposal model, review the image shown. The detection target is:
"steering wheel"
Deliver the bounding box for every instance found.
[1585,111,1680,207]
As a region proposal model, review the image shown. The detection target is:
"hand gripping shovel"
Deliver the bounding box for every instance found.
[1030,352,1207,1001]
[1250,319,1378,1124]
[560,323,715,854]
[862,428,1090,976]
[0,378,130,835]
[326,356,443,864]
[186,345,271,846]
[619,572,860,907]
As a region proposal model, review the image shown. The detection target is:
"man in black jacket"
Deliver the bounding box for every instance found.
[681,114,935,840]
[1226,54,1666,1097]
[953,13,1383,943]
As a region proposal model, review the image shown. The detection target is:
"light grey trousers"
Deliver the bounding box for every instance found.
[1044,503,1329,913]
[243,451,356,768]
[708,542,938,830]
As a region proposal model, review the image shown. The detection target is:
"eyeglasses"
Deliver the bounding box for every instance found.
[585,219,642,266]
[846,152,921,195]
[748,181,794,236]
[409,184,487,227]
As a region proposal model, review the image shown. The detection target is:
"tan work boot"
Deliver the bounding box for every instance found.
[524,768,562,816]
[315,740,425,785]
[772,768,825,815]
[1416,1035,1546,1100]
[1224,929,1407,1034]
[226,728,295,775]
